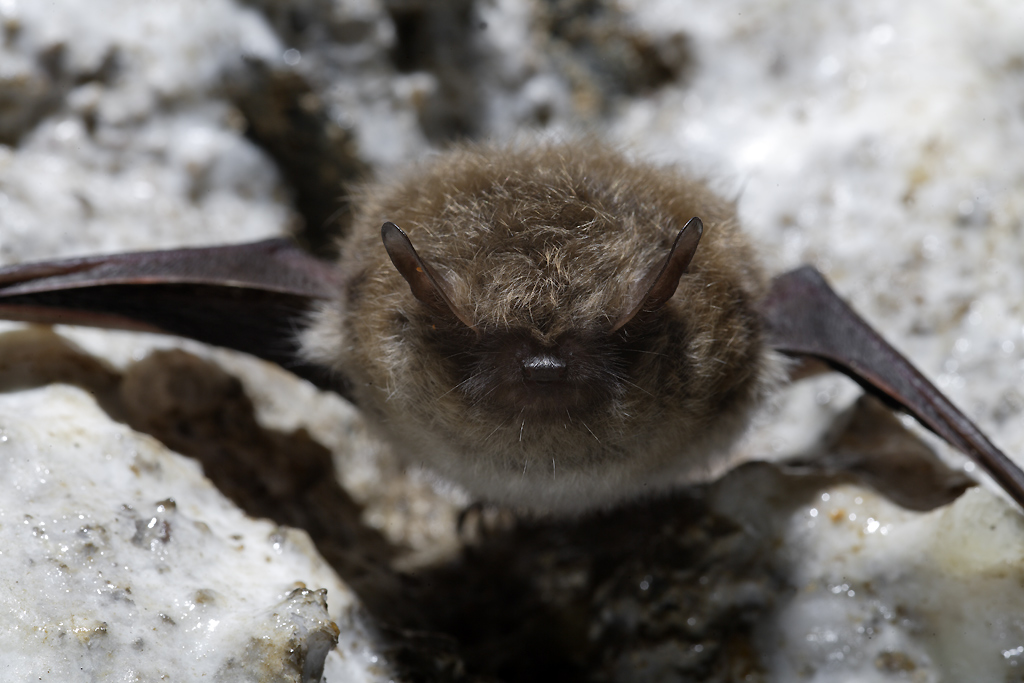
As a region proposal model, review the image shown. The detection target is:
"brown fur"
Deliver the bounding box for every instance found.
[303,141,781,514]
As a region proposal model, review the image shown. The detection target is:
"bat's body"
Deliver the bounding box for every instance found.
[2,142,1022,513]
[303,145,777,513]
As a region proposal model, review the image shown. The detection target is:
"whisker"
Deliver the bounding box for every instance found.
[580,420,601,443]
[437,373,480,400]
[470,382,505,404]
[618,376,654,398]
[484,412,515,440]
[630,349,671,358]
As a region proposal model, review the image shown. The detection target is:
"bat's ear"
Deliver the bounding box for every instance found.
[610,217,703,333]
[381,222,476,330]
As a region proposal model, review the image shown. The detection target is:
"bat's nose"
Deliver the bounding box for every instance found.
[522,354,567,382]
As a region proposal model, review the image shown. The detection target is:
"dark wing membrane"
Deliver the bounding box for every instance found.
[761,265,1024,509]
[0,240,344,394]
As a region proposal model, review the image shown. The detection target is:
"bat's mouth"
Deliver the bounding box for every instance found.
[513,353,599,416]
[512,378,584,416]
[456,331,626,421]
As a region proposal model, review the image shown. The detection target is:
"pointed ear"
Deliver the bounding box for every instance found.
[610,217,703,334]
[381,222,476,330]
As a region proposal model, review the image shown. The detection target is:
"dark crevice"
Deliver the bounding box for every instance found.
[383,0,484,143]
[223,59,370,257]
[538,0,695,116]
[0,40,121,146]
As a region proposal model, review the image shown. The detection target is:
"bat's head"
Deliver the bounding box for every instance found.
[303,143,779,514]
[377,214,703,420]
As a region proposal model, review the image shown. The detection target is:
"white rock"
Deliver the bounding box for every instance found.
[0,385,390,682]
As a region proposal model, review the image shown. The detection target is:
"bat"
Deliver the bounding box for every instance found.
[1,141,1022,514]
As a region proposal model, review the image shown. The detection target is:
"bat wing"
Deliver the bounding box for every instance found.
[761,265,1024,509]
[0,240,345,394]
[5,246,1021,506]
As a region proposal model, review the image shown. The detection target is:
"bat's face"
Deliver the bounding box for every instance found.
[303,143,781,514]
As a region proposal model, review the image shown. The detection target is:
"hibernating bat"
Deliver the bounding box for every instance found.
[1,142,1022,514]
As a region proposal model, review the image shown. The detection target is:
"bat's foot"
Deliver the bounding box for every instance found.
[456,502,516,543]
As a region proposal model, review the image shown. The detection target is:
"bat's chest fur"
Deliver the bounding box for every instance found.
[361,373,766,513]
